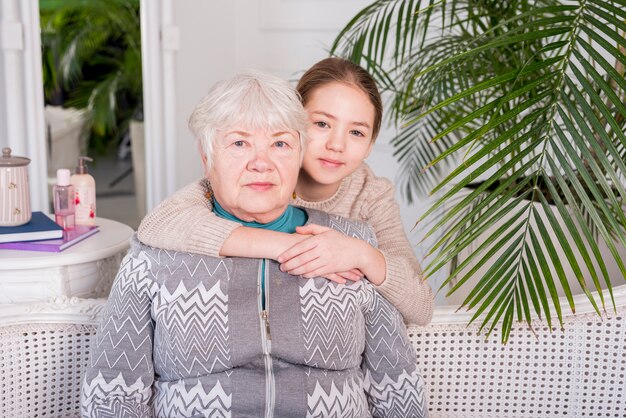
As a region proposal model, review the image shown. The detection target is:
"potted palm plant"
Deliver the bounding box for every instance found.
[40,0,142,154]
[332,0,626,342]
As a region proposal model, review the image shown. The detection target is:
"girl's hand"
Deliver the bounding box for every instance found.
[277,224,368,282]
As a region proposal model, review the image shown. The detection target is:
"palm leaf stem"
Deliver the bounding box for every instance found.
[441,214,528,295]
[428,174,535,256]
[545,154,616,310]
[549,135,626,279]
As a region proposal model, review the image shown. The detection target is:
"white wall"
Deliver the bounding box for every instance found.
[172,0,371,187]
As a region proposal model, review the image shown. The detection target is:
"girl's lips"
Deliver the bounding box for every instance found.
[245,182,274,191]
[319,158,343,168]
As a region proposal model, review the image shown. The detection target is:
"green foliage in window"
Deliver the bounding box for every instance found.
[40,0,142,153]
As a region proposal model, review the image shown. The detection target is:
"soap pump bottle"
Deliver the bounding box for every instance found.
[53,168,75,230]
[71,156,96,226]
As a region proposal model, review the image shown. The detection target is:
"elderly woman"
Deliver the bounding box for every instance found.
[81,71,428,417]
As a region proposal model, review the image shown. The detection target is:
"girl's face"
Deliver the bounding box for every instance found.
[300,82,375,197]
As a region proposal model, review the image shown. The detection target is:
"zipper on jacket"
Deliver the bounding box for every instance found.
[261,310,271,340]
[258,259,274,418]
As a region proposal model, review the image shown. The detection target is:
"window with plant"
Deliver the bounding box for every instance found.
[40,0,142,153]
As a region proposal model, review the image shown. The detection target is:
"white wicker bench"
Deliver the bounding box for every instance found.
[408,284,626,417]
[1,286,624,417]
[0,298,105,418]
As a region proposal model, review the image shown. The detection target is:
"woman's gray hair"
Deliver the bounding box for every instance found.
[189,70,309,168]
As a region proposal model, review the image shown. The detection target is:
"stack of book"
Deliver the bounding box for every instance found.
[0,211,99,252]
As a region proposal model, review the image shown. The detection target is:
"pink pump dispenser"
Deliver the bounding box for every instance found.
[71,156,96,226]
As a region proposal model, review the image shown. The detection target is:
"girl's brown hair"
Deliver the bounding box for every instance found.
[296,57,383,142]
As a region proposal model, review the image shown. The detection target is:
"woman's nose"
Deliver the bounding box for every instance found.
[325,131,345,152]
[247,148,273,172]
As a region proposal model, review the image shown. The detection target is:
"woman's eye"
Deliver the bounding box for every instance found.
[274,140,288,148]
[314,121,329,128]
[350,130,365,138]
[233,140,245,147]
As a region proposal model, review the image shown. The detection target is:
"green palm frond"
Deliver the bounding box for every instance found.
[333,0,626,343]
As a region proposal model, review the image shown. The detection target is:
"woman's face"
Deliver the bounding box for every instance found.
[206,126,301,223]
[299,82,375,195]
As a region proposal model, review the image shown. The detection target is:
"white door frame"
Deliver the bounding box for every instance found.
[139,0,177,211]
[0,0,48,211]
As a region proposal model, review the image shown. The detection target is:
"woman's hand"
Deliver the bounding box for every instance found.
[277,224,385,285]
[323,269,364,284]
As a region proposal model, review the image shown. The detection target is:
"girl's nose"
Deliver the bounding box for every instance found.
[325,131,345,152]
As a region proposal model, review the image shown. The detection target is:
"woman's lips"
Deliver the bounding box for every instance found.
[319,158,343,168]
[245,182,274,191]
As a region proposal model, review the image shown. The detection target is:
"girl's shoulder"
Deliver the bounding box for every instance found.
[353,163,395,200]
[346,163,397,221]
[353,163,393,189]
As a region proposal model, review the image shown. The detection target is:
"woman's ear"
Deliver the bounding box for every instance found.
[202,158,211,179]
[197,141,211,177]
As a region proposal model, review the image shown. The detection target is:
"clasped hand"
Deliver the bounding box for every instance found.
[277,224,366,284]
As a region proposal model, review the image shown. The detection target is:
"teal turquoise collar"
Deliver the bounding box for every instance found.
[213,199,306,233]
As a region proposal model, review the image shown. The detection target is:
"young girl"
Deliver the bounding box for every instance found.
[137,58,433,325]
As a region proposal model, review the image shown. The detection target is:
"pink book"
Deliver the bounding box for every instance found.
[0,225,99,252]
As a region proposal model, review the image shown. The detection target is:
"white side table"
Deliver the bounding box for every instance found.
[0,217,133,417]
[0,217,133,326]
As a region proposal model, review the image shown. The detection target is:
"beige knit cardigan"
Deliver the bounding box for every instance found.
[138,163,434,325]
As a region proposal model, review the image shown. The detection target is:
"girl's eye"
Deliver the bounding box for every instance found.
[350,130,365,138]
[314,121,329,128]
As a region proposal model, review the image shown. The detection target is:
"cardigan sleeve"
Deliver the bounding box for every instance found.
[81,249,156,417]
[137,179,241,257]
[360,284,429,417]
[360,177,434,326]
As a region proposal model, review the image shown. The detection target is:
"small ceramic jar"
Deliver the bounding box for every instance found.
[0,147,32,226]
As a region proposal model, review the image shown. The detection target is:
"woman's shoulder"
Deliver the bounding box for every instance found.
[129,233,232,279]
[175,178,211,201]
[131,233,224,262]
[140,178,210,221]
[302,207,378,247]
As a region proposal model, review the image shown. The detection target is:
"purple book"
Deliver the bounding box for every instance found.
[0,225,99,252]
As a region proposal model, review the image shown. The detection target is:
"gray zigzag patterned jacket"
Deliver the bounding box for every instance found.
[81,209,428,417]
